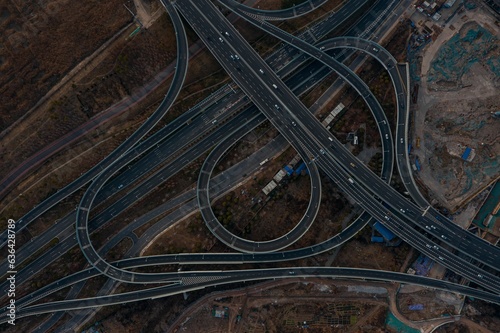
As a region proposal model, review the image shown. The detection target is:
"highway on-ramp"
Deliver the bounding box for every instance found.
[176,0,500,292]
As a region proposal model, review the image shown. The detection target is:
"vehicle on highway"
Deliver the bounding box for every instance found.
[372,47,378,52]
[478,274,483,278]
[320,149,325,155]
[225,31,230,36]
[384,215,390,221]
[425,225,431,230]
[118,184,124,189]
[259,69,264,74]
[274,104,280,109]
[439,256,444,260]
[385,134,389,139]
[272,84,277,89]
[350,162,355,168]
[288,271,295,275]
[219,37,224,42]
[399,208,405,213]
[441,235,447,240]
[235,54,240,60]
[400,138,404,144]
[426,244,432,248]
[348,178,354,184]
[328,137,333,141]
[291,121,296,126]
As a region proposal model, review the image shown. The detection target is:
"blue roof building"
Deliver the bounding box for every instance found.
[462,147,472,160]
[373,221,395,241]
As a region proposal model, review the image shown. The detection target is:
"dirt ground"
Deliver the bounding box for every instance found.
[0,0,132,133]
[397,285,463,321]
[173,280,389,333]
[460,299,500,332]
[412,6,500,211]
[0,10,177,182]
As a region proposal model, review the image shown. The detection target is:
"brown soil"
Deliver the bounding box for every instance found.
[213,145,311,242]
[0,11,176,183]
[414,11,500,211]
[174,280,390,333]
[397,288,461,321]
[0,0,131,132]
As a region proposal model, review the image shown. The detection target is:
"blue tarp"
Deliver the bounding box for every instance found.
[294,162,308,175]
[371,236,385,243]
[409,304,424,311]
[284,165,294,175]
[374,222,395,241]
[462,147,472,160]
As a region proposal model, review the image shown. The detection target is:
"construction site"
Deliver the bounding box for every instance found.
[408,2,500,219]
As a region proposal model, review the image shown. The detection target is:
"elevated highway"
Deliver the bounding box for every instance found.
[197,115,322,252]
[177,0,500,292]
[4,267,499,322]
[73,1,189,284]
[221,0,330,21]
[219,0,500,274]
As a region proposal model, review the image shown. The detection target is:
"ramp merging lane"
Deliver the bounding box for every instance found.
[222,0,330,21]
[197,108,322,253]
[0,0,372,252]
[3,16,397,294]
[177,0,500,291]
[4,268,499,321]
[2,0,500,323]
[74,1,190,284]
[219,0,500,278]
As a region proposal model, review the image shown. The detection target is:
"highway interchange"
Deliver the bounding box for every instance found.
[1,0,381,299]
[2,0,499,327]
